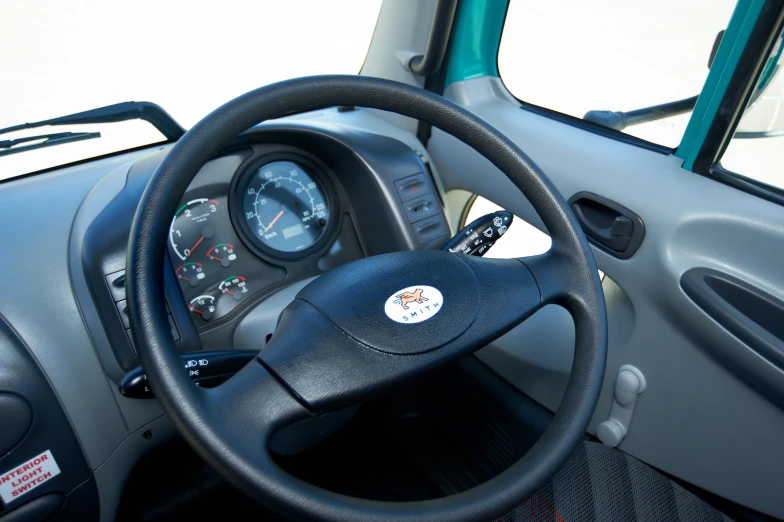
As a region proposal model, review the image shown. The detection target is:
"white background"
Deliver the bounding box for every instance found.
[1,1,780,189]
[0,0,382,179]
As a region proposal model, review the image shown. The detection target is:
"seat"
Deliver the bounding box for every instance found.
[497,441,733,521]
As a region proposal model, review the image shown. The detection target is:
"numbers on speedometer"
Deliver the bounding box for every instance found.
[236,158,332,255]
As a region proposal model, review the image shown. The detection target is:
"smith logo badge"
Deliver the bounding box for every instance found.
[384,285,443,324]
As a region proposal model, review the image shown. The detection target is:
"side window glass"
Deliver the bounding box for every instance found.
[719,32,784,190]
[498,0,736,147]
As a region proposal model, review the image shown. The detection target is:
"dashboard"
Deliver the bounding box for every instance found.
[0,107,453,521]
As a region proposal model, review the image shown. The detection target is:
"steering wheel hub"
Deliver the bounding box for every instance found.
[296,250,479,354]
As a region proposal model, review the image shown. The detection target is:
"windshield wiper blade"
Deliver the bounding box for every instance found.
[0,101,185,141]
[0,131,101,157]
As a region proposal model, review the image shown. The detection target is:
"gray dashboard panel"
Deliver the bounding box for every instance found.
[69,155,171,434]
[428,76,784,518]
[0,150,157,468]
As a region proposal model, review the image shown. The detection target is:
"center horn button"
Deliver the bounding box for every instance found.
[295,250,480,355]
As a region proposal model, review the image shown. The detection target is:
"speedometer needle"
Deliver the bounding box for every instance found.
[264,210,285,232]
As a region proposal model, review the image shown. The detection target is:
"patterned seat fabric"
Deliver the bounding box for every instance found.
[497,442,733,522]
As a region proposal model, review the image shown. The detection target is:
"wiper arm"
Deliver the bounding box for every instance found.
[0,101,185,141]
[583,95,699,131]
[0,131,101,157]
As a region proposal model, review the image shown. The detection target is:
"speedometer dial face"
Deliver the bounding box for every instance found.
[240,160,330,253]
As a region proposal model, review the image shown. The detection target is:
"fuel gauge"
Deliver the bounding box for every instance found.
[189,295,216,322]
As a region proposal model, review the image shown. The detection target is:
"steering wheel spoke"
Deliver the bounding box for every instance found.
[203,359,309,443]
[517,246,591,307]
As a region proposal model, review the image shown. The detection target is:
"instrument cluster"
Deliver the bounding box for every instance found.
[167,151,337,324]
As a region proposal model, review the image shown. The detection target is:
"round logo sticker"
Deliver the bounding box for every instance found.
[384,285,444,324]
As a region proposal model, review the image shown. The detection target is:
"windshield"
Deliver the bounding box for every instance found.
[0,0,382,180]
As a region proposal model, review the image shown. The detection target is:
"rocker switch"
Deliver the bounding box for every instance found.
[394,174,429,202]
[404,194,438,223]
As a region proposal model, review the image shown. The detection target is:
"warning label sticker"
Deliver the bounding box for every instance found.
[0,450,61,505]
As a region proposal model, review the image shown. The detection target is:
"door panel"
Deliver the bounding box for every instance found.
[428,77,784,518]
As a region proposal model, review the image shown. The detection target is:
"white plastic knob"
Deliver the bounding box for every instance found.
[615,370,642,406]
[597,365,646,448]
[597,419,626,447]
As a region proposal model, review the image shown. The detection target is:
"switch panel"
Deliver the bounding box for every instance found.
[412,215,449,245]
[116,300,131,329]
[105,270,127,302]
[403,194,439,223]
[394,174,430,202]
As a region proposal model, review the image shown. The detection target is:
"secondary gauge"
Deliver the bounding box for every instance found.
[219,275,249,301]
[175,262,206,288]
[189,295,216,321]
[206,243,237,268]
[169,198,219,261]
[233,154,336,258]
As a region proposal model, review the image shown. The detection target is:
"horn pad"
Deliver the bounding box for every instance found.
[295,250,480,355]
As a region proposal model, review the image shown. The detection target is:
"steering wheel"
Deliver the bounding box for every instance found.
[127,75,607,522]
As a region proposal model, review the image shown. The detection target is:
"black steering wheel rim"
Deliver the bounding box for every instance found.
[127,75,607,521]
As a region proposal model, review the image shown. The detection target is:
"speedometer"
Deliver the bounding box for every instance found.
[234,155,333,257]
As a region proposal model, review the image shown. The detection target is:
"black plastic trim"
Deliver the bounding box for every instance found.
[0,316,94,517]
[416,1,461,146]
[567,191,645,259]
[692,3,784,174]
[408,0,460,77]
[682,267,784,371]
[702,164,784,207]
